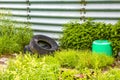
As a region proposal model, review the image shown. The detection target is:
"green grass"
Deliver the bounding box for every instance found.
[0,53,60,80]
[0,50,116,80]
[54,50,79,68]
[0,11,33,54]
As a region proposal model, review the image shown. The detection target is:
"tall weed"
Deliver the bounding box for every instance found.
[76,53,114,71]
[0,11,33,54]
[55,50,79,68]
[54,50,114,70]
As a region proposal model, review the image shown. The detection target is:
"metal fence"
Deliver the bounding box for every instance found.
[0,0,120,41]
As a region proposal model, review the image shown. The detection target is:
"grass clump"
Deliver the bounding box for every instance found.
[59,68,79,80]
[0,53,60,80]
[54,50,114,70]
[0,11,33,54]
[90,68,120,80]
[76,52,114,70]
[55,50,79,68]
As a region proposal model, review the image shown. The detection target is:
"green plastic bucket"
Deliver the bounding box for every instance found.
[92,40,112,56]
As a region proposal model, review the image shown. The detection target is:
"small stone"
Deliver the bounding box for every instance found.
[75,74,84,78]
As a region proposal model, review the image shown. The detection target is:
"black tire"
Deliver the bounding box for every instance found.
[24,45,33,54]
[29,35,58,55]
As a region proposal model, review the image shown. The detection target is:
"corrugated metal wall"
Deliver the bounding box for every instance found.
[0,0,120,41]
[29,0,82,40]
[0,0,28,22]
[85,0,120,24]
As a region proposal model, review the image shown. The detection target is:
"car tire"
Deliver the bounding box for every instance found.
[29,35,58,55]
[24,45,33,53]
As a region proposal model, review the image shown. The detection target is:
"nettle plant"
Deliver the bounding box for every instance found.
[60,20,120,57]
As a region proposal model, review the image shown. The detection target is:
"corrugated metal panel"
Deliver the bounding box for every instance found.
[0,0,120,41]
[0,0,82,41]
[0,0,28,23]
[29,0,82,40]
[85,0,120,24]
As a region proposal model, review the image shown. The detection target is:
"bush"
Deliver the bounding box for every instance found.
[54,50,79,68]
[0,11,33,54]
[76,51,93,69]
[76,51,114,71]
[54,49,114,70]
[90,54,114,69]
[43,55,60,66]
[60,20,120,56]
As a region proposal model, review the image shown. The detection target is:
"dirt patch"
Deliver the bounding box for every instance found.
[0,54,17,58]
[0,54,16,64]
[0,57,8,65]
[0,54,17,71]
